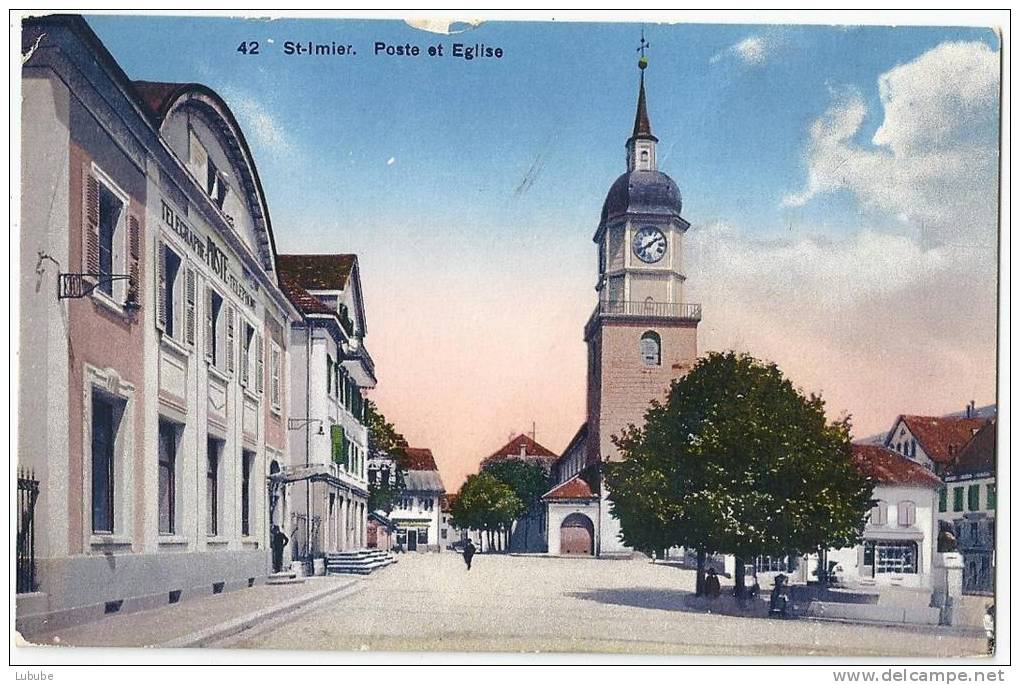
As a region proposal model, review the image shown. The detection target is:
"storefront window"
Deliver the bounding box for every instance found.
[874,541,917,574]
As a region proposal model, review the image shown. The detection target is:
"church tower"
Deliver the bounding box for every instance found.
[585,45,701,555]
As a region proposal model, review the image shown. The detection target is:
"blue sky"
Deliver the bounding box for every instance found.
[85,15,1002,486]
[87,17,997,245]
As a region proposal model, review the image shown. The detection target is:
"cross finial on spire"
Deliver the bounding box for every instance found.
[637,27,649,70]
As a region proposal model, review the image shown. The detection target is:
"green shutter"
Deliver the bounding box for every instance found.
[327,355,332,395]
[987,484,996,510]
[331,424,346,466]
[938,487,947,513]
[953,487,964,512]
[968,484,980,511]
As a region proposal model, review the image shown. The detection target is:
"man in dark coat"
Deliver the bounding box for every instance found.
[271,524,289,573]
[462,539,476,570]
[704,567,721,598]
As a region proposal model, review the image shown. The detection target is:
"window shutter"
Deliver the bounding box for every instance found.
[270,345,280,406]
[155,240,167,332]
[327,356,332,395]
[190,130,208,179]
[239,325,249,388]
[128,214,141,304]
[205,287,214,360]
[255,334,264,394]
[226,305,236,374]
[872,501,886,526]
[898,501,915,527]
[330,425,345,465]
[184,268,196,346]
[83,172,100,274]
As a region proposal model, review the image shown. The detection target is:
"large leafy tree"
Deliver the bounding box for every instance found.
[450,472,523,552]
[481,458,550,550]
[604,351,873,595]
[365,399,409,514]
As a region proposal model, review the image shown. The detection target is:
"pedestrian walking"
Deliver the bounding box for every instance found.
[463,539,476,570]
[704,567,721,598]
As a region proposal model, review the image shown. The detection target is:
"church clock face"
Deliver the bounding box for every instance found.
[632,226,667,263]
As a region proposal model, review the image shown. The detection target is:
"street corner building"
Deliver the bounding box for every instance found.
[16,15,378,635]
[541,55,701,558]
[275,254,376,566]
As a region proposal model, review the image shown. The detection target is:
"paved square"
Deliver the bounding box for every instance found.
[221,554,987,657]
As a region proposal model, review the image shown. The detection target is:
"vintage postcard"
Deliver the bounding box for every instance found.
[12,10,1006,668]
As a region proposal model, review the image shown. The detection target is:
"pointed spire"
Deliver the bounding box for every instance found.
[630,32,657,143]
[632,70,655,140]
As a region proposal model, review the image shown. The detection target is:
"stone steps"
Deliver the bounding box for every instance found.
[266,570,304,586]
[324,549,397,575]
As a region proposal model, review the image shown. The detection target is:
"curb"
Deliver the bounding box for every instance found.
[798,613,987,637]
[159,578,363,648]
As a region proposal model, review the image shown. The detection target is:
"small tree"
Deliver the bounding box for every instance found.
[605,351,873,595]
[450,472,523,553]
[481,458,549,551]
[365,399,409,514]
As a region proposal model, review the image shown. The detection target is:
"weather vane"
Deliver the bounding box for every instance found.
[637,27,649,70]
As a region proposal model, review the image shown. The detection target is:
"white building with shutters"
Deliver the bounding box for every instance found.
[276,255,377,560]
[17,15,302,634]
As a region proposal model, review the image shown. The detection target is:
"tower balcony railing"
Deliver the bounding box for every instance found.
[595,299,702,321]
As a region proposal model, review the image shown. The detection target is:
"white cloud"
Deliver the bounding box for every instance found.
[783,41,1000,248]
[685,220,997,436]
[711,35,771,66]
[220,89,296,157]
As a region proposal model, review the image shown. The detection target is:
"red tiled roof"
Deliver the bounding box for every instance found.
[277,254,356,291]
[404,447,439,472]
[278,273,334,316]
[890,415,989,463]
[541,475,597,501]
[950,420,996,477]
[852,444,943,489]
[480,434,558,468]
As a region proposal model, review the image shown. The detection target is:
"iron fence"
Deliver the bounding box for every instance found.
[17,469,39,594]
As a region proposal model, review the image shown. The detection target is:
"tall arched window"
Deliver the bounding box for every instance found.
[640,331,661,366]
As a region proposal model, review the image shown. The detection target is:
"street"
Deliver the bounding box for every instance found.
[220,553,987,657]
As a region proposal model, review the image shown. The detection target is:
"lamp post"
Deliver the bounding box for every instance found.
[287,417,323,565]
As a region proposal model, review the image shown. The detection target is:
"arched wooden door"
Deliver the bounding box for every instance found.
[560,513,594,555]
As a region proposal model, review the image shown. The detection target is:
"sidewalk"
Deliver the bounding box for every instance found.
[18,576,362,649]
